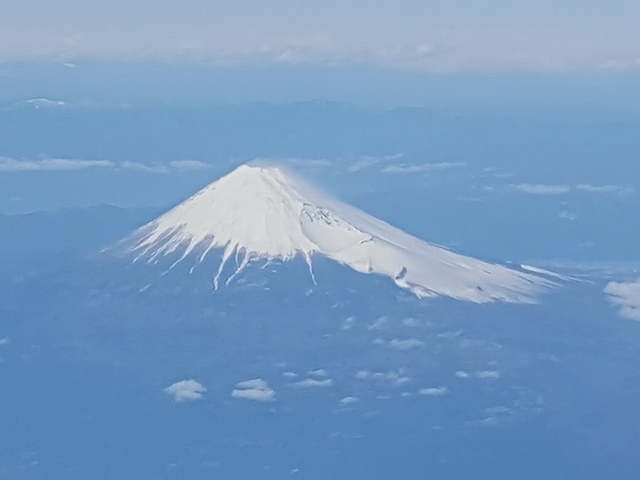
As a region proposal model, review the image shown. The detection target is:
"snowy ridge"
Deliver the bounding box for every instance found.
[127,164,554,303]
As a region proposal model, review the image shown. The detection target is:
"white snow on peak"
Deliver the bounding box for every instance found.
[127,163,553,303]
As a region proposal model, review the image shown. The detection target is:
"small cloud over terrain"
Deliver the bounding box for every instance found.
[605,279,640,321]
[390,338,425,350]
[164,379,207,402]
[291,378,334,388]
[576,184,634,195]
[509,184,570,195]
[506,183,633,196]
[25,98,66,108]
[418,386,449,396]
[231,378,276,401]
[356,369,410,386]
[382,162,465,174]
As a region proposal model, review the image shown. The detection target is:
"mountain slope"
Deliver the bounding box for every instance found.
[124,163,553,303]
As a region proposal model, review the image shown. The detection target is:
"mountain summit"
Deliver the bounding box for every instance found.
[126,164,552,303]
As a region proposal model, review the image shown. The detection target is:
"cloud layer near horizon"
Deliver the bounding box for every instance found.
[0,157,210,173]
[0,24,638,72]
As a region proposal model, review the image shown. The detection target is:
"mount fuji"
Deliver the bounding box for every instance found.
[122,163,553,303]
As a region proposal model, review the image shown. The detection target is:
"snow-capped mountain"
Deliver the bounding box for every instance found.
[124,163,553,303]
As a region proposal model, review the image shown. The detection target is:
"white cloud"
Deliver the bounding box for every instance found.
[0,156,213,173]
[339,396,359,406]
[576,184,635,196]
[418,386,449,396]
[168,159,211,170]
[509,183,570,195]
[369,370,411,386]
[120,161,168,173]
[25,98,65,108]
[0,338,8,345]
[402,317,421,328]
[2,26,639,72]
[368,316,388,330]
[342,316,355,330]
[347,154,404,173]
[390,338,425,350]
[576,184,619,194]
[282,371,298,378]
[231,378,276,401]
[355,370,370,380]
[604,279,640,321]
[164,379,207,402]
[475,370,500,379]
[382,162,465,174]
[308,369,329,377]
[454,370,470,378]
[0,157,114,172]
[291,378,334,388]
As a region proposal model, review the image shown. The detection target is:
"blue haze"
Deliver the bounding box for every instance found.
[0,63,639,478]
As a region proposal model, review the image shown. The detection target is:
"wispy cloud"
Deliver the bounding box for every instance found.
[290,378,334,388]
[604,279,640,321]
[25,98,66,108]
[382,162,465,174]
[0,156,213,173]
[465,406,514,427]
[508,183,634,196]
[231,378,276,401]
[509,183,570,195]
[120,161,168,173]
[356,369,411,386]
[347,154,404,173]
[348,157,382,173]
[576,184,635,195]
[164,379,207,402]
[390,338,425,350]
[169,159,211,170]
[0,157,114,172]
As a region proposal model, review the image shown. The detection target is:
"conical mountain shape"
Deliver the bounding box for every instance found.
[126,164,553,303]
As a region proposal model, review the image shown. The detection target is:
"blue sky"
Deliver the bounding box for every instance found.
[1,0,639,70]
